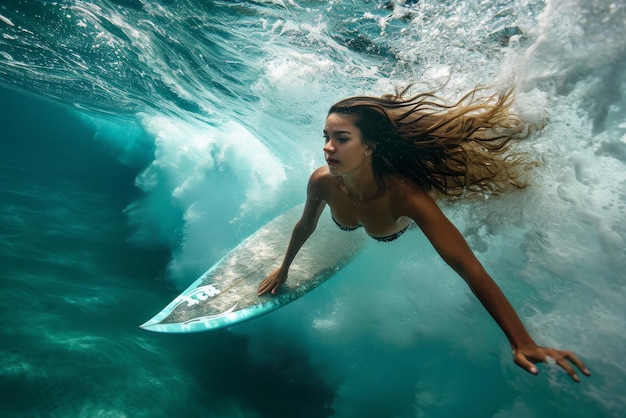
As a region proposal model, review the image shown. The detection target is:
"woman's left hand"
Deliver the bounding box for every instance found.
[513,344,591,382]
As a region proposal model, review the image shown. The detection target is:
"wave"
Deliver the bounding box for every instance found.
[1,0,625,416]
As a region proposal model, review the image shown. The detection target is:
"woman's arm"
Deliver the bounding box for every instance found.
[257,169,327,296]
[399,187,591,381]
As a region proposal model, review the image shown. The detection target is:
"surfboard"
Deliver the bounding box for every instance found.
[140,206,369,333]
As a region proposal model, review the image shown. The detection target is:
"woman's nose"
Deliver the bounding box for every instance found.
[323,141,335,153]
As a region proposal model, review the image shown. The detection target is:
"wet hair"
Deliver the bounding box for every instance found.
[328,87,532,198]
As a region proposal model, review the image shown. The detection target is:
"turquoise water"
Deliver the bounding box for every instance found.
[1,0,625,416]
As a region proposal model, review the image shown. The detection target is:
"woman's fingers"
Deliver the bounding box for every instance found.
[257,269,285,296]
[513,351,540,375]
[563,351,592,376]
[552,350,592,381]
[514,346,591,382]
[257,280,273,296]
[257,277,271,295]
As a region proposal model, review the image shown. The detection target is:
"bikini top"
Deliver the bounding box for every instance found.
[331,215,410,242]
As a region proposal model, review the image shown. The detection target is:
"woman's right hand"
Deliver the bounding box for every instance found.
[257,267,288,296]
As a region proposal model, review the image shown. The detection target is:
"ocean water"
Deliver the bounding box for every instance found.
[1,0,625,417]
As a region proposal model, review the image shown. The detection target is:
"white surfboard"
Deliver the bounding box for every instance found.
[140,206,368,333]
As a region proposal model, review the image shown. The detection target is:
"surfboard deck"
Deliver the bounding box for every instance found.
[140,206,368,333]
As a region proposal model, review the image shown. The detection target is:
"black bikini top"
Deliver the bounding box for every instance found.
[331,216,410,242]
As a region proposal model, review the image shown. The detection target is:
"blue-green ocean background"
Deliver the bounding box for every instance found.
[1,0,625,417]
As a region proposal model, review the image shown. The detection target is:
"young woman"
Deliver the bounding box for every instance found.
[257,88,591,382]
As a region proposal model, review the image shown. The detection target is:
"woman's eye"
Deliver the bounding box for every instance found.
[337,137,348,143]
[323,135,330,143]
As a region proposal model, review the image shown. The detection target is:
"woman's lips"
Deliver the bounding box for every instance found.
[326,158,339,166]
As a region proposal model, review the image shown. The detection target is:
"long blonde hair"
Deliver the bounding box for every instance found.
[328,87,532,197]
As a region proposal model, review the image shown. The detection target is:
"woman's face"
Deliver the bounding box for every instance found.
[323,112,371,177]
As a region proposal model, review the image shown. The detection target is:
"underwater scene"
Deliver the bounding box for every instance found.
[1,0,625,417]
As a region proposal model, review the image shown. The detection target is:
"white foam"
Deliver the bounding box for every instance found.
[129,114,287,284]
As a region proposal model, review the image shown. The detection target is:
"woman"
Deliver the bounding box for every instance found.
[257,87,591,382]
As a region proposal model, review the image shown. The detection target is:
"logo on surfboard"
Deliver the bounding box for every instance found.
[176,284,221,307]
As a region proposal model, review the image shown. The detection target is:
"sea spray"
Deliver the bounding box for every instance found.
[1,0,624,416]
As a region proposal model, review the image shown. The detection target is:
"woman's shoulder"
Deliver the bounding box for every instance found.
[386,174,434,211]
[307,166,337,196]
[309,166,334,186]
[310,165,331,180]
[386,174,425,195]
